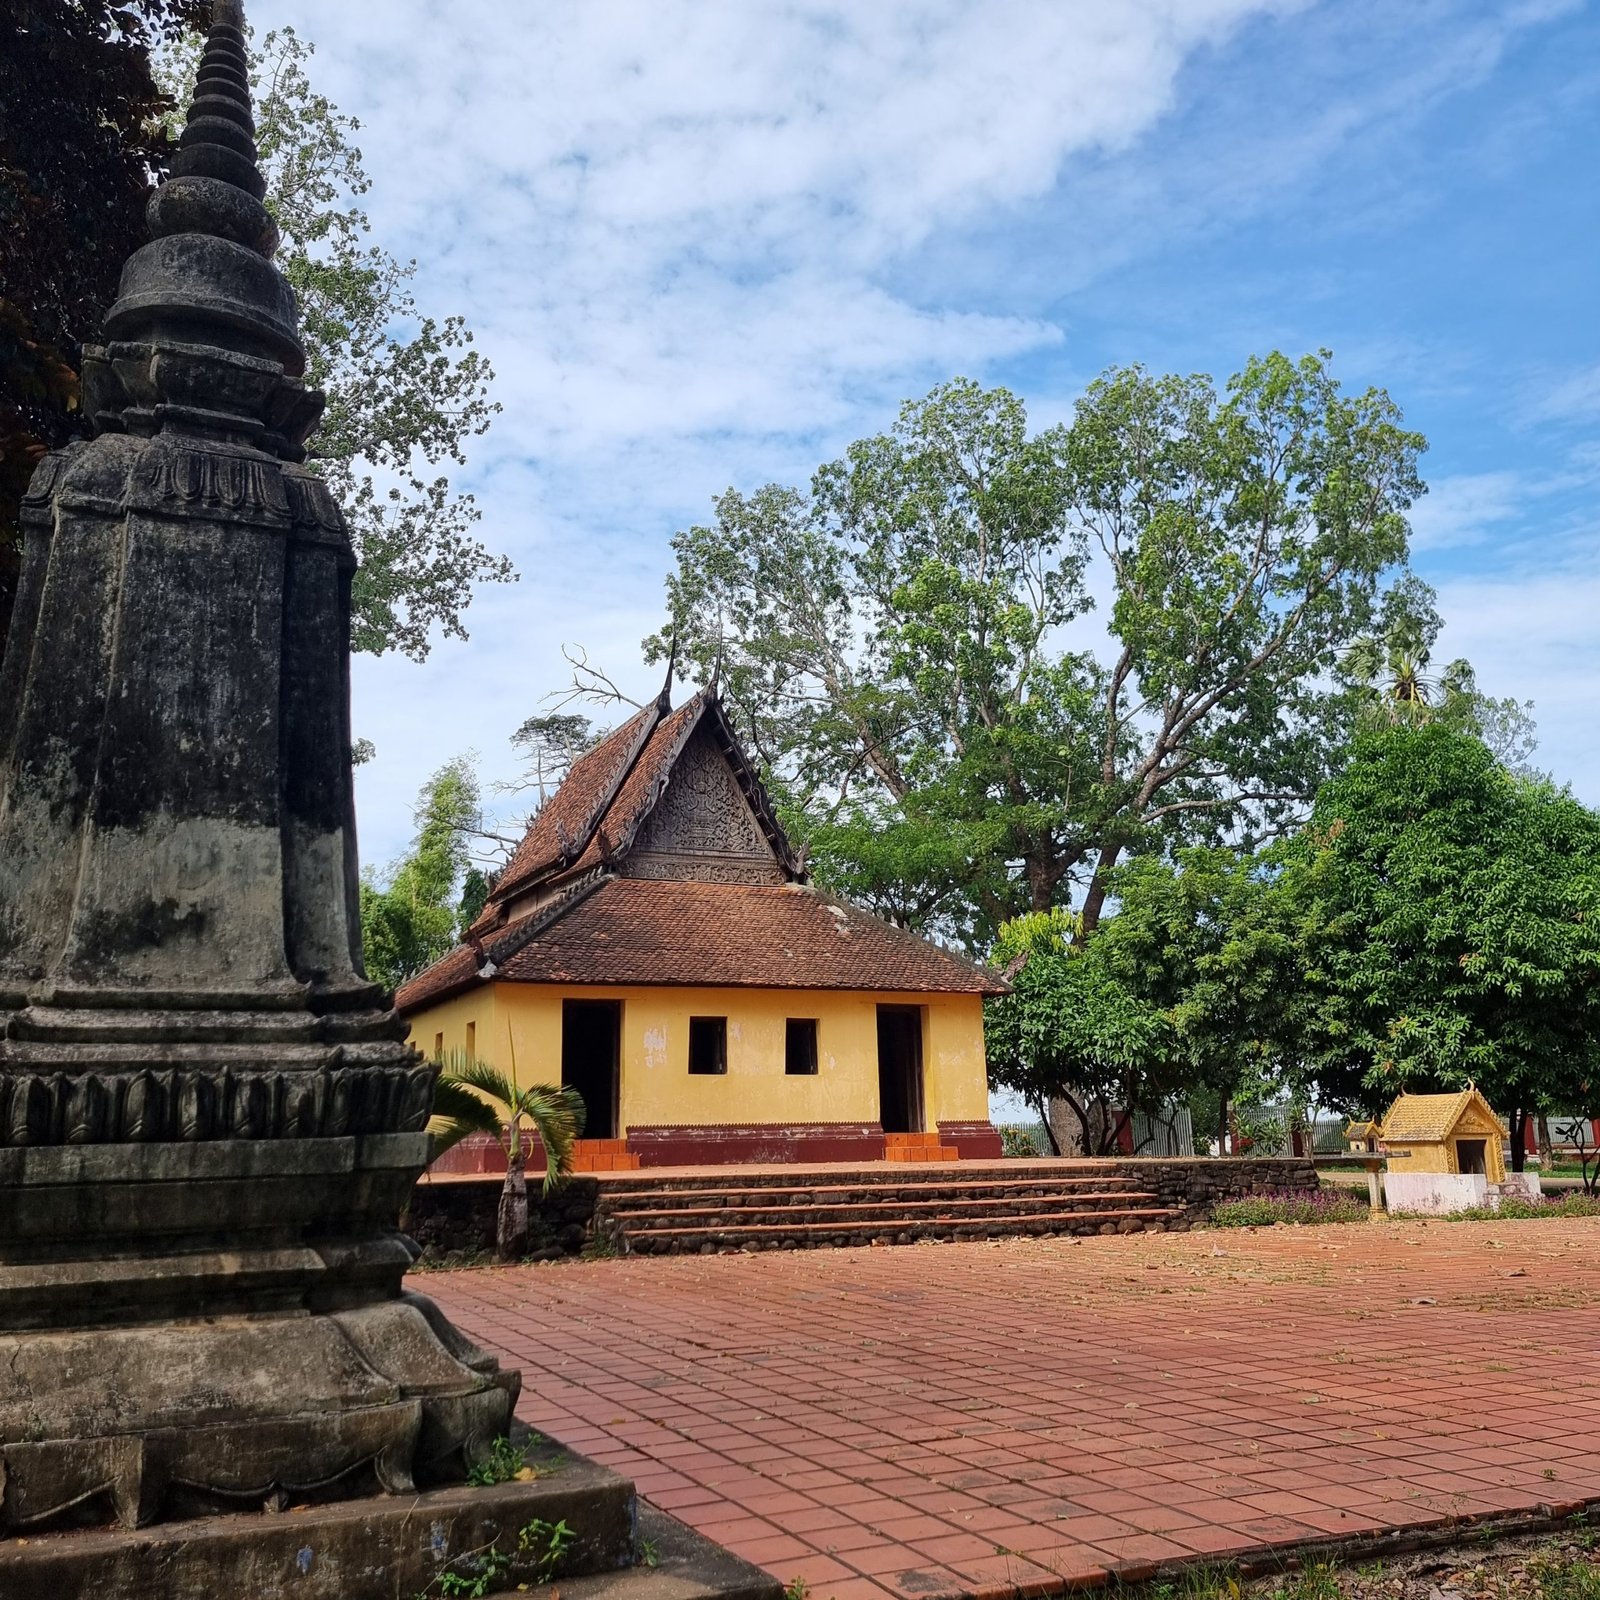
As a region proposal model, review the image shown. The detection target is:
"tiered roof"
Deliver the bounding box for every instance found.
[396,687,1005,1011]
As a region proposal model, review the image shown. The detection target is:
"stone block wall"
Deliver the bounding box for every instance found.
[404,1176,600,1264]
[1106,1156,1319,1227]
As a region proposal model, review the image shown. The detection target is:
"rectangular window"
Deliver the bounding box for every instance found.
[433,1032,444,1060]
[465,1021,476,1058]
[688,1016,727,1076]
[785,1018,819,1076]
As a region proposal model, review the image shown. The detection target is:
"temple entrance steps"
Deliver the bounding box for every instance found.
[592,1163,1185,1254]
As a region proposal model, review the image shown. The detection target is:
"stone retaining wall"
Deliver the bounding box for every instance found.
[1100,1156,1319,1228]
[401,1157,1316,1260]
[404,1176,600,1264]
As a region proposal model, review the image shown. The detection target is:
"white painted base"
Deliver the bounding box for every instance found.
[1385,1169,1542,1214]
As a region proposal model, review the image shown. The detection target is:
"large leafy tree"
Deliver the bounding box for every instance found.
[1282,723,1600,1167]
[652,354,1427,946]
[153,22,515,658]
[1,0,205,656]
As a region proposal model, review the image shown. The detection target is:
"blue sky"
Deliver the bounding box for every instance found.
[241,0,1599,874]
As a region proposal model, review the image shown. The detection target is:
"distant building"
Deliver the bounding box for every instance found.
[397,686,1006,1168]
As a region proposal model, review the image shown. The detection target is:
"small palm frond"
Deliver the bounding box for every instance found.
[511,1083,587,1192]
[437,1052,523,1113]
[427,1076,504,1161]
[430,1049,587,1191]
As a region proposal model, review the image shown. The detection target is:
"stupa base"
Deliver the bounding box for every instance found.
[0,1449,637,1600]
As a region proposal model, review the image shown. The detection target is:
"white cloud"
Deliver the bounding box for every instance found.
[229,0,1588,865]
[1407,471,1524,552]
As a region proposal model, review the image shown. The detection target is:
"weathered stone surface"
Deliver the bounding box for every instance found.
[0,0,516,1549]
[0,1452,638,1600]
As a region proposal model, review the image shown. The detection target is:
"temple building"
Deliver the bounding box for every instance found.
[396,685,1006,1168]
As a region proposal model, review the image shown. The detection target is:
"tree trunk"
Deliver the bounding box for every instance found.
[1509,1107,1528,1173]
[1033,1094,1062,1157]
[1078,844,1123,937]
[497,1149,529,1262]
[1218,1094,1230,1157]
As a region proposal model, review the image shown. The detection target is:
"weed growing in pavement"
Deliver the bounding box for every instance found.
[413,1514,575,1599]
[465,1434,530,1486]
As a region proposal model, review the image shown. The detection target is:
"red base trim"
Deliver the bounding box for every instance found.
[426,1129,554,1176]
[626,1122,887,1167]
[937,1120,1004,1160]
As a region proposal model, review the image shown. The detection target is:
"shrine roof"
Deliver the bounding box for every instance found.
[1381,1088,1502,1145]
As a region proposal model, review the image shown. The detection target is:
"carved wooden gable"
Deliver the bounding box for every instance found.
[622,724,787,886]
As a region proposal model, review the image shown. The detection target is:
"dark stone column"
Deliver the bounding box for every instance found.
[0,0,518,1536]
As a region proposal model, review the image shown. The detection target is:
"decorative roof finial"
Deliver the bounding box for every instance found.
[658,635,679,711]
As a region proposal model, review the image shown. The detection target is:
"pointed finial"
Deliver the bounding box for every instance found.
[657,636,678,711]
[103,0,307,384]
[146,0,276,253]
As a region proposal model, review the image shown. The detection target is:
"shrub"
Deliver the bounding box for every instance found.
[1210,1188,1370,1228]
[999,1125,1042,1158]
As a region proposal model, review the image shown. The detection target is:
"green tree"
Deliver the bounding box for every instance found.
[984,909,1180,1156]
[1093,847,1305,1155]
[1,0,205,657]
[360,757,482,991]
[651,354,1427,946]
[1341,572,1537,770]
[429,1049,585,1262]
[154,24,514,659]
[1282,723,1600,1168]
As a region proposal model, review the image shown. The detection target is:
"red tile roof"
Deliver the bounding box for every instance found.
[395,878,1007,1012]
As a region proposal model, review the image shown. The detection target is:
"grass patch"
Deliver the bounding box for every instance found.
[1210,1190,1371,1228]
[1398,1193,1600,1222]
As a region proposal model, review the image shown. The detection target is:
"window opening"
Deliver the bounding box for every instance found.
[786,1018,819,1076]
[688,1016,727,1076]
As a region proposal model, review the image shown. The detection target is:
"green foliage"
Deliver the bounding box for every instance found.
[985,908,1180,1155]
[429,1051,586,1195]
[998,1126,1041,1158]
[1532,1553,1600,1599]
[465,1434,528,1487]
[1210,1190,1369,1227]
[1,0,206,654]
[783,1580,811,1600]
[360,757,481,991]
[652,355,1428,945]
[154,25,514,660]
[1342,571,1537,770]
[1279,723,1600,1123]
[415,1515,574,1599]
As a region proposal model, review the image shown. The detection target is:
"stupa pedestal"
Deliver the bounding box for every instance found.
[0,9,777,1598]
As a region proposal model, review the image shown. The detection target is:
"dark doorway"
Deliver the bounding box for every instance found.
[876,1005,924,1134]
[1457,1139,1487,1176]
[561,1000,621,1139]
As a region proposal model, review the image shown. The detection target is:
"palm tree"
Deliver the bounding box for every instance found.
[428,1048,586,1262]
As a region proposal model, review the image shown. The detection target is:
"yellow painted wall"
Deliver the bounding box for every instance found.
[1386,1131,1506,1182]
[408,983,990,1129]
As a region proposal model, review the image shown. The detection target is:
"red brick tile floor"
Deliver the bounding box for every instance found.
[424,1218,1600,1599]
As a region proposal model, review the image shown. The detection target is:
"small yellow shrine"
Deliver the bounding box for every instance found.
[1344,1118,1380,1155]
[1380,1087,1507,1181]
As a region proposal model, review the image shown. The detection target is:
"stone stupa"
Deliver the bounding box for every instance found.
[0,5,691,1593]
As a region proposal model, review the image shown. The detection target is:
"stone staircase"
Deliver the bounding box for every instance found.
[595,1164,1183,1254]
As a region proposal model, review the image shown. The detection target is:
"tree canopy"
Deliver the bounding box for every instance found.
[359,757,483,992]
[153,25,515,659]
[1,0,204,655]
[651,354,1428,947]
[1280,722,1600,1153]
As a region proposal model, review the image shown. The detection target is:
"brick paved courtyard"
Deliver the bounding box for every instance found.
[425,1219,1600,1599]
